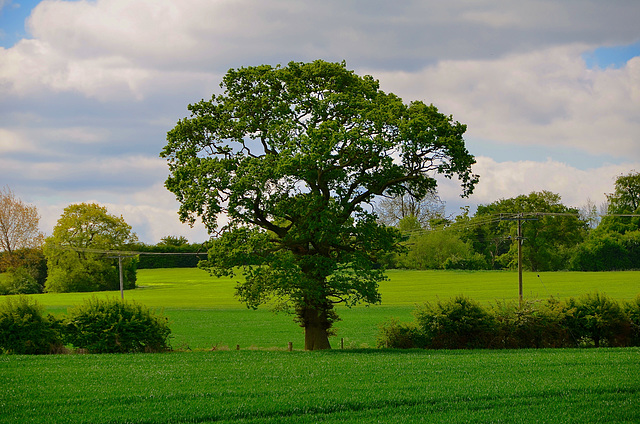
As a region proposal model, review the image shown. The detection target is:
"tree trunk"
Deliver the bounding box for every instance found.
[301,307,332,351]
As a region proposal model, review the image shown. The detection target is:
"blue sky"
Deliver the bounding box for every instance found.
[583,40,640,69]
[1,0,639,243]
[0,0,39,47]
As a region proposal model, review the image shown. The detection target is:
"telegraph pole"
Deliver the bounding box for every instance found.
[517,215,523,306]
[118,256,124,300]
[501,213,536,306]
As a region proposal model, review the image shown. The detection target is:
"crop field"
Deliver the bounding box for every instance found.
[1,348,638,423]
[1,269,639,423]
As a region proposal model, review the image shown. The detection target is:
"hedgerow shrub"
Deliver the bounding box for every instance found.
[563,292,633,347]
[414,295,497,349]
[0,296,63,354]
[0,267,41,295]
[491,299,571,348]
[378,293,639,350]
[376,318,424,349]
[624,294,640,345]
[63,297,171,353]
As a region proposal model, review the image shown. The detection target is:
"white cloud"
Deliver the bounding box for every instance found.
[2,0,640,245]
[437,156,640,213]
[37,182,210,244]
[369,45,640,161]
[0,128,34,153]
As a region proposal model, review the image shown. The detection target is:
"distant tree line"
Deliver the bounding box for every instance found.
[2,171,639,295]
[0,198,208,295]
[129,236,209,269]
[381,172,640,272]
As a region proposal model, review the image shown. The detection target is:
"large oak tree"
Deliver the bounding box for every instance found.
[161,60,478,350]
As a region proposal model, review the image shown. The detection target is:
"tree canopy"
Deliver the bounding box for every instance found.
[43,203,138,293]
[600,171,640,234]
[0,187,43,258]
[161,60,478,350]
[471,191,586,271]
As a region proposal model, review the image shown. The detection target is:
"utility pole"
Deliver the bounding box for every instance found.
[118,256,124,300]
[517,215,523,307]
[501,213,537,307]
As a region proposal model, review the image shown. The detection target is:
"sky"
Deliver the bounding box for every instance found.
[1,0,639,244]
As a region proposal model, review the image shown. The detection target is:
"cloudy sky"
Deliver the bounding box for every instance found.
[1,0,639,243]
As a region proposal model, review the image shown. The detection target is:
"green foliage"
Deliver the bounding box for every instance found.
[64,297,171,353]
[472,191,586,271]
[44,203,138,293]
[0,266,41,295]
[624,294,640,345]
[396,229,486,270]
[0,247,47,291]
[491,298,571,348]
[563,292,632,347]
[383,293,639,350]
[162,60,477,349]
[130,241,209,269]
[569,232,630,271]
[414,295,497,349]
[0,296,62,354]
[375,318,423,348]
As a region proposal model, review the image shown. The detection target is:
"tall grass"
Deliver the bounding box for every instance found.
[1,348,638,423]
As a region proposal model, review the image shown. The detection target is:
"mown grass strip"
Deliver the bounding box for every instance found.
[1,348,638,423]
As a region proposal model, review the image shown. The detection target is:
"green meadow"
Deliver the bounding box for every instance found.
[2,268,639,423]
[30,268,640,349]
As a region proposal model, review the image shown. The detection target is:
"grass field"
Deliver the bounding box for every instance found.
[27,268,640,349]
[2,268,639,423]
[1,348,638,423]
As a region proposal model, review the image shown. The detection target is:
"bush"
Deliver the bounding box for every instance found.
[491,299,571,348]
[0,267,42,295]
[376,318,424,349]
[378,294,640,350]
[63,297,171,353]
[414,295,497,349]
[624,294,640,345]
[0,296,63,354]
[561,292,632,347]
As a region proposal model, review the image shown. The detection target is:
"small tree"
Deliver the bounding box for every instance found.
[44,203,138,293]
[0,187,44,269]
[161,60,478,350]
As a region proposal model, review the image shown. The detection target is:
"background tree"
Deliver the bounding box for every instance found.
[599,171,640,234]
[0,187,46,294]
[161,60,478,350]
[0,187,44,267]
[43,203,138,293]
[396,228,486,270]
[130,236,208,269]
[474,191,586,271]
[571,172,640,270]
[376,191,447,229]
